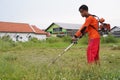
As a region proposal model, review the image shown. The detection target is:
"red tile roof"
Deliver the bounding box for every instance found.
[31,25,47,34]
[0,21,46,35]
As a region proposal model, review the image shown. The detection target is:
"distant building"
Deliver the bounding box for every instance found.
[45,23,81,37]
[0,21,47,42]
[111,26,120,37]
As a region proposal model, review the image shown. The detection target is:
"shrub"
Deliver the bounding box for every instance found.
[0,36,16,51]
[78,35,88,45]
[29,37,40,43]
[46,37,62,43]
[101,35,118,43]
[62,36,71,43]
[1,35,13,42]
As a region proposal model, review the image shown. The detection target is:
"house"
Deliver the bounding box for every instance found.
[0,21,47,42]
[45,23,81,37]
[111,26,120,37]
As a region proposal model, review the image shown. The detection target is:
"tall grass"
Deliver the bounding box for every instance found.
[0,36,16,51]
[0,35,120,51]
[0,36,120,79]
[0,46,119,80]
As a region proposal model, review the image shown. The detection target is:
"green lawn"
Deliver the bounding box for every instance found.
[0,37,120,80]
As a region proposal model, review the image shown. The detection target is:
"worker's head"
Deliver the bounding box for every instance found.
[79,5,88,17]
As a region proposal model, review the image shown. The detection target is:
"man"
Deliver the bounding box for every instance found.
[72,5,100,65]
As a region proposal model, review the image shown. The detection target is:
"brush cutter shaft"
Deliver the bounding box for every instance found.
[64,43,74,51]
[48,43,74,67]
[52,43,74,63]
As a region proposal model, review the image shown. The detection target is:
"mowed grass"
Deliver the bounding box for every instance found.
[0,36,120,80]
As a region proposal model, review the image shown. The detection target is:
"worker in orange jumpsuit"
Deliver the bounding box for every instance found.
[72,5,101,65]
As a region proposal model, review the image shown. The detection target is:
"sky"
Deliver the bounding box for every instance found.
[0,0,120,29]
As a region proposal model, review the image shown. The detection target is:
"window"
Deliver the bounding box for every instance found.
[53,27,62,32]
[20,37,22,39]
[16,35,19,41]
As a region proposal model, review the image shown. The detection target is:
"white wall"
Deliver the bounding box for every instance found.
[0,32,46,42]
[33,34,46,40]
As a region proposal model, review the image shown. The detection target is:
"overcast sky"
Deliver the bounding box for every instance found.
[0,0,120,29]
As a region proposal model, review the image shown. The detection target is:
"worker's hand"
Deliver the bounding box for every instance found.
[71,36,78,44]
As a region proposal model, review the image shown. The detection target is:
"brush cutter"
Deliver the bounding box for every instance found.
[48,42,75,66]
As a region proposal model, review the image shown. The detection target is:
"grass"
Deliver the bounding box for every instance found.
[0,36,120,80]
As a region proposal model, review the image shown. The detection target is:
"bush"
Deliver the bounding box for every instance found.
[78,34,120,45]
[0,36,17,51]
[78,35,88,45]
[101,35,119,43]
[46,37,62,43]
[1,35,13,42]
[62,36,71,43]
[0,35,120,51]
[29,37,41,43]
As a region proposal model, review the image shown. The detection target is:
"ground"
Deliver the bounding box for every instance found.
[0,36,120,80]
[0,40,120,80]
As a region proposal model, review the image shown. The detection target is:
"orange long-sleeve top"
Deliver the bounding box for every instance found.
[75,15,100,39]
